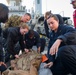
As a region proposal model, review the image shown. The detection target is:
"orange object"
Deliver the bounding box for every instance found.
[42,54,48,62]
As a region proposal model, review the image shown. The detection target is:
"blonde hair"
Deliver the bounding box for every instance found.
[19,22,29,30]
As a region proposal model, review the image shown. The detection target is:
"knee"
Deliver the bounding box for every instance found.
[58,46,69,58]
[40,38,46,43]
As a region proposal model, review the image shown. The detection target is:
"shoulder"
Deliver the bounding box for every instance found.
[34,31,40,36]
[8,27,19,34]
[60,25,75,32]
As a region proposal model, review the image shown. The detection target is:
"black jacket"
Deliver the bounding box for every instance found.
[44,24,76,62]
[0,23,4,61]
[3,27,24,56]
[23,30,41,49]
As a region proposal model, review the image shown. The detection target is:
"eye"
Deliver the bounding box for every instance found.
[51,22,54,24]
[26,18,29,21]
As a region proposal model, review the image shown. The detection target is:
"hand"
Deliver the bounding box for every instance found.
[15,54,19,59]
[24,48,29,53]
[50,39,62,55]
[0,62,7,67]
[37,47,41,53]
[44,62,53,68]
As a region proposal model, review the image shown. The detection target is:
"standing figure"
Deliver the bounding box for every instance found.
[71,0,76,28]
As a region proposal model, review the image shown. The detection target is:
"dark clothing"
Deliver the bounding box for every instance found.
[0,24,5,62]
[58,45,76,75]
[0,24,7,73]
[51,45,76,75]
[40,38,46,53]
[48,25,76,62]
[0,65,7,73]
[44,22,76,62]
[24,30,41,49]
[44,20,76,74]
[55,14,64,24]
[0,24,3,62]
[44,20,49,38]
[44,14,64,38]
[3,27,24,56]
[0,37,4,62]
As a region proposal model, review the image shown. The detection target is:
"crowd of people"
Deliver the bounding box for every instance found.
[0,0,76,74]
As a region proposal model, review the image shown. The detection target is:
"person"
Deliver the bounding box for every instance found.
[2,13,31,62]
[0,3,9,73]
[44,14,76,75]
[5,13,31,28]
[70,0,76,28]
[23,29,41,53]
[3,22,29,60]
[20,13,31,23]
[44,11,64,38]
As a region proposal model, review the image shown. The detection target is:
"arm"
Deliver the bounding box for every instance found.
[36,33,41,53]
[6,32,16,56]
[19,35,30,53]
[19,35,25,52]
[50,26,76,55]
[57,26,76,44]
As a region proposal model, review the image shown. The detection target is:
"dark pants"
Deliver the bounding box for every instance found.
[4,41,20,63]
[51,45,76,75]
[40,38,46,53]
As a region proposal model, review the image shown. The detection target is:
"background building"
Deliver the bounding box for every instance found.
[6,0,26,17]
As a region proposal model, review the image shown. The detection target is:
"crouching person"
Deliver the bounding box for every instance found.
[46,14,76,75]
[3,22,29,61]
[23,29,41,53]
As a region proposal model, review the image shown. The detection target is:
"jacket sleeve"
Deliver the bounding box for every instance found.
[0,37,4,62]
[3,28,8,39]
[6,32,16,56]
[36,33,41,48]
[19,35,25,52]
[57,27,76,44]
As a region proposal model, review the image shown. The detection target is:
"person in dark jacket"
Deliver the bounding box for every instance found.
[3,22,29,59]
[44,11,64,38]
[0,3,9,73]
[23,29,41,53]
[44,14,76,75]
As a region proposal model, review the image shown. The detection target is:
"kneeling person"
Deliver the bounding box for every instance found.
[24,30,41,53]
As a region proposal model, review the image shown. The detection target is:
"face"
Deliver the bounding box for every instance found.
[47,17,59,32]
[71,1,76,9]
[20,27,29,35]
[21,14,31,23]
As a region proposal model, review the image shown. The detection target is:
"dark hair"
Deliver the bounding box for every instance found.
[25,13,31,19]
[55,14,64,24]
[0,3,9,23]
[28,30,34,38]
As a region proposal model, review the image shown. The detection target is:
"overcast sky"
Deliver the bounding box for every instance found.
[0,0,74,20]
